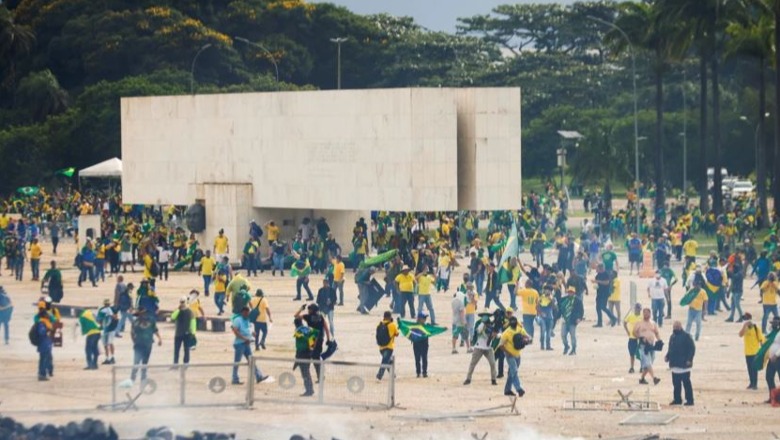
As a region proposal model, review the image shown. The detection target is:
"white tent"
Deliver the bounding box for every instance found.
[79,157,122,178]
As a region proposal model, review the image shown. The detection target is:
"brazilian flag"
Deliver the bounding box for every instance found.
[702,268,723,302]
[679,288,702,307]
[55,167,76,178]
[359,249,397,269]
[397,319,447,341]
[78,309,101,336]
[754,329,778,371]
[290,258,311,278]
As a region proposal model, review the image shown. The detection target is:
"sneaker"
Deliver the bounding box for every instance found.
[38,376,49,381]
[301,391,314,397]
[629,368,635,374]
[569,350,576,356]
[592,324,603,328]
[639,379,649,384]
[504,391,515,397]
[517,388,526,397]
[563,347,569,355]
[653,377,661,385]
[725,318,734,322]
[684,402,694,406]
[257,375,270,383]
[423,373,428,378]
[260,343,266,350]
[118,379,134,388]
[463,379,471,385]
[416,373,421,378]
[451,349,458,354]
[669,401,682,406]
[496,374,504,379]
[491,380,497,385]
[101,359,111,365]
[232,380,244,385]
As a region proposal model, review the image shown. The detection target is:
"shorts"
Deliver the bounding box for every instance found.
[639,344,655,370]
[101,332,115,346]
[628,338,638,357]
[120,252,132,263]
[629,253,642,263]
[451,325,466,338]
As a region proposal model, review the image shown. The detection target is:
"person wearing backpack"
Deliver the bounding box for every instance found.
[33,308,54,381]
[293,318,317,397]
[463,312,497,386]
[375,311,398,380]
[499,315,530,397]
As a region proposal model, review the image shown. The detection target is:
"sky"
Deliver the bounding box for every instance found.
[312,0,574,33]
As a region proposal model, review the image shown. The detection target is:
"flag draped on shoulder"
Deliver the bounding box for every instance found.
[702,267,723,301]
[754,329,778,371]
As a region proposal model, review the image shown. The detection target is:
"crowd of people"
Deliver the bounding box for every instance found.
[5,181,780,408]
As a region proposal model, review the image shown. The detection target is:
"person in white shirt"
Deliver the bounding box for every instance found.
[463,312,497,386]
[647,271,669,327]
[451,290,469,354]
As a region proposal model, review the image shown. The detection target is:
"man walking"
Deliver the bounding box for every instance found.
[623,303,643,373]
[684,281,708,341]
[231,306,269,385]
[375,311,398,381]
[394,265,416,319]
[119,308,162,388]
[34,308,54,381]
[316,279,337,336]
[198,250,216,297]
[499,315,530,397]
[171,297,194,366]
[560,286,584,355]
[517,280,539,339]
[78,308,101,370]
[633,308,662,385]
[96,299,117,365]
[451,289,469,354]
[665,321,696,406]
[463,312,497,386]
[593,264,617,327]
[0,287,12,345]
[293,318,317,397]
[647,271,668,327]
[739,313,763,390]
[251,289,272,350]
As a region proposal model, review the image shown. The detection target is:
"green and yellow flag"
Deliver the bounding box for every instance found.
[397,319,447,340]
[56,167,76,177]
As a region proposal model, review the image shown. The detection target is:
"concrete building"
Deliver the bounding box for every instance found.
[121,88,521,262]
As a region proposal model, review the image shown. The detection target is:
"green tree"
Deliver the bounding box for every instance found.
[0,5,35,98]
[14,69,69,122]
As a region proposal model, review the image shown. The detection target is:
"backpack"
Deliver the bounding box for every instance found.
[512,332,528,350]
[376,321,391,346]
[29,322,40,346]
[150,261,160,277]
[118,288,132,310]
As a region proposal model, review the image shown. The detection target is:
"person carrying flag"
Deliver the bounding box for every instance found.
[397,312,447,378]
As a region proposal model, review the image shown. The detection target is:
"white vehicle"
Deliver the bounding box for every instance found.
[730,180,755,197]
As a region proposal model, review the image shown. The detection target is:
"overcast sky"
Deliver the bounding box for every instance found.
[312,0,574,32]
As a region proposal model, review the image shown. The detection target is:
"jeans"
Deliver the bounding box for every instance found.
[159,262,168,280]
[508,284,517,310]
[474,272,485,296]
[95,259,105,282]
[116,310,130,335]
[325,310,335,336]
[412,338,428,375]
[85,333,100,368]
[400,292,415,318]
[335,280,345,304]
[561,322,577,352]
[272,254,285,272]
[295,351,314,394]
[685,308,703,340]
[31,259,40,280]
[174,335,190,364]
[0,319,9,344]
[672,371,694,404]
[13,257,23,281]
[253,322,268,348]
[539,316,553,349]
[746,355,758,388]
[79,265,96,286]
[522,314,536,339]
[215,293,226,314]
[130,344,153,382]
[484,289,504,310]
[464,314,476,343]
[52,236,59,254]
[707,294,718,315]
[727,291,743,321]
[417,295,436,324]
[244,255,257,276]
[377,348,394,380]
[761,304,779,333]
[465,348,496,382]
[38,349,53,378]
[232,342,264,383]
[202,275,212,295]
[596,295,617,326]
[295,278,313,300]
[651,299,665,327]
[504,355,523,394]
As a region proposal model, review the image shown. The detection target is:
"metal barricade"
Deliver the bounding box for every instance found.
[104,362,253,411]
[251,356,395,409]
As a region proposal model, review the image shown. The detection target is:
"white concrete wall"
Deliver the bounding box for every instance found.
[78,215,101,244]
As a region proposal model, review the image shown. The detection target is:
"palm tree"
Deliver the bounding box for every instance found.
[726,12,772,227]
[14,70,69,122]
[0,6,35,95]
[608,1,683,212]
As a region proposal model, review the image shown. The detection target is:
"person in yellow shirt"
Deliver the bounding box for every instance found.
[29,238,43,281]
[214,268,228,316]
[376,311,399,380]
[332,255,346,306]
[499,315,530,397]
[684,283,708,341]
[608,275,622,324]
[394,266,416,319]
[760,273,779,333]
[213,229,229,262]
[739,313,764,390]
[265,221,280,247]
[516,280,539,339]
[198,250,216,297]
[416,266,437,325]
[683,237,698,267]
[250,289,273,350]
[623,303,643,373]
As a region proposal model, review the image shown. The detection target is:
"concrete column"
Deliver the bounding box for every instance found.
[198,183,253,263]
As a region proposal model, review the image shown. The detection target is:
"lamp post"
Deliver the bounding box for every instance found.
[235,37,279,83]
[330,37,348,90]
[741,113,770,176]
[681,70,687,195]
[190,43,213,95]
[588,15,640,235]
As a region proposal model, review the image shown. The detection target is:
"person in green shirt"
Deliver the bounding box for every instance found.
[601,244,618,273]
[41,261,63,303]
[660,262,678,319]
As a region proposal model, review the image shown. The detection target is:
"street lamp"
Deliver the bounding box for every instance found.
[234,37,279,83]
[588,15,640,235]
[681,70,687,196]
[190,43,213,95]
[740,113,770,178]
[330,37,348,90]
[557,130,585,191]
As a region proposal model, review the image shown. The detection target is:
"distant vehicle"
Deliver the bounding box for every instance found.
[730,180,755,197]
